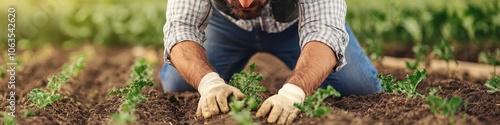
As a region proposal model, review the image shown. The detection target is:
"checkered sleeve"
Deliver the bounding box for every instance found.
[298,0,349,72]
[163,0,212,64]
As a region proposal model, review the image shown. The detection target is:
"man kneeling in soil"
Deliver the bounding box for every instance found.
[159,0,382,124]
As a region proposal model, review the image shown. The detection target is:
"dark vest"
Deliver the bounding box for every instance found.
[211,0,299,23]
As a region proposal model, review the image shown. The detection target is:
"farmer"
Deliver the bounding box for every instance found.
[159,0,382,124]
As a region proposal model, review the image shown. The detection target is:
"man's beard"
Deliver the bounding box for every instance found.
[227,0,267,20]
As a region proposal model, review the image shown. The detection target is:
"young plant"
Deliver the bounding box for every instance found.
[485,75,500,93]
[294,85,340,117]
[405,43,430,70]
[228,63,265,124]
[425,95,465,116]
[478,49,500,75]
[109,58,154,124]
[433,40,457,76]
[0,65,5,80]
[378,68,427,98]
[365,39,384,64]
[2,109,15,125]
[28,56,87,108]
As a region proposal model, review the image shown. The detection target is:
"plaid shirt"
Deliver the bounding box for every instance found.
[164,0,349,71]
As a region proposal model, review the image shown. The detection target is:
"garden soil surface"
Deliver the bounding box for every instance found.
[1,46,499,125]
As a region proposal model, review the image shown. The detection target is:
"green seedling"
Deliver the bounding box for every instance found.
[109,58,154,124]
[427,87,441,96]
[0,65,5,80]
[478,49,500,75]
[406,44,430,70]
[294,85,340,117]
[433,40,457,76]
[228,63,265,124]
[378,68,427,98]
[425,95,465,116]
[28,56,87,108]
[28,89,62,108]
[21,110,36,118]
[485,75,500,93]
[365,39,384,64]
[2,109,15,125]
[229,63,266,110]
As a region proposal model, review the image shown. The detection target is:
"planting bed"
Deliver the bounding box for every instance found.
[1,47,499,125]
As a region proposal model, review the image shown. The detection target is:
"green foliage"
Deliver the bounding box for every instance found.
[427,87,441,96]
[109,58,154,124]
[229,98,257,125]
[229,63,266,110]
[378,68,427,98]
[27,89,62,109]
[110,112,135,125]
[364,39,384,63]
[406,44,430,70]
[479,49,500,74]
[21,110,36,118]
[228,63,265,125]
[0,65,5,81]
[294,86,341,117]
[485,75,500,93]
[28,56,87,108]
[347,0,500,44]
[425,95,465,116]
[1,110,15,125]
[433,40,457,76]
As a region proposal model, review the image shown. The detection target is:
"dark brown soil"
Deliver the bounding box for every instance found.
[1,47,499,125]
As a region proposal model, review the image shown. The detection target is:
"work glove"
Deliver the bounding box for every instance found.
[256,83,305,124]
[196,72,245,119]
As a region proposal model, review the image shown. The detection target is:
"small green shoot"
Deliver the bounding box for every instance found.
[28,56,87,108]
[485,75,500,93]
[294,85,340,117]
[433,40,457,76]
[425,95,465,116]
[21,110,36,118]
[109,58,154,124]
[478,49,500,75]
[0,65,5,80]
[365,39,384,64]
[406,43,429,70]
[228,63,265,124]
[2,109,15,125]
[378,68,427,98]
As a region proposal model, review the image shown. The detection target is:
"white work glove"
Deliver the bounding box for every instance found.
[196,72,245,119]
[256,83,305,124]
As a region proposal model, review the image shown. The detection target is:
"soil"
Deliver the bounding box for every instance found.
[1,47,499,125]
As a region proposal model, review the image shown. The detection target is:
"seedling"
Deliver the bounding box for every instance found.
[28,56,87,108]
[2,109,15,125]
[378,68,427,98]
[425,95,465,116]
[433,40,457,76]
[0,65,5,80]
[478,49,500,75]
[485,75,500,93]
[365,39,384,64]
[109,58,154,124]
[228,63,265,124]
[406,44,430,70]
[21,110,36,118]
[294,85,340,117]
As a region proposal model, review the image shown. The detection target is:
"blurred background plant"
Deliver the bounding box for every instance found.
[0,0,498,52]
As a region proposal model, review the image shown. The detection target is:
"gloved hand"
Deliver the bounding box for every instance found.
[196,72,245,119]
[256,83,305,124]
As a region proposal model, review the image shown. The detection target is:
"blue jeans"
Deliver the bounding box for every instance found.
[159,11,382,96]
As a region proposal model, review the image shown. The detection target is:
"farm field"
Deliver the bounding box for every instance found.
[0,46,498,125]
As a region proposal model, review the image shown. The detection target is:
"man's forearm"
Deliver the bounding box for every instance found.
[286,41,338,96]
[170,41,215,89]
